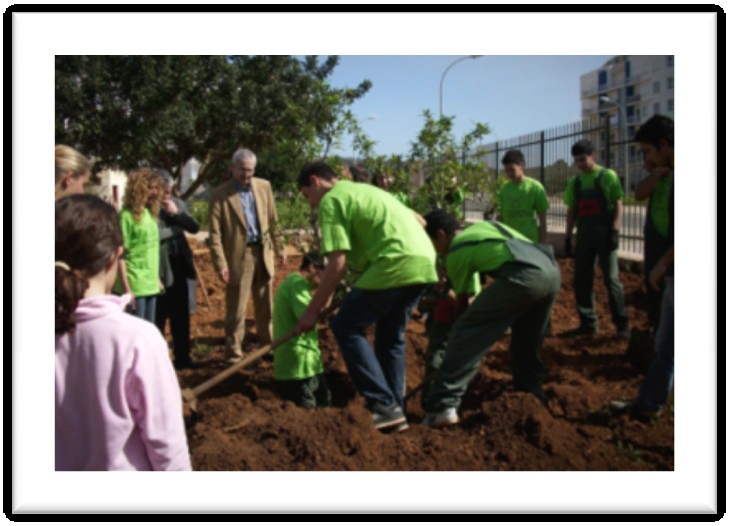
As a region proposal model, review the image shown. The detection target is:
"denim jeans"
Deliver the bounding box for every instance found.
[638,278,674,410]
[329,284,426,410]
[134,295,158,324]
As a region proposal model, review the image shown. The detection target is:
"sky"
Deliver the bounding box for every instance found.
[323,55,614,158]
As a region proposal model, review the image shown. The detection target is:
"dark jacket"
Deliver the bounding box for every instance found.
[158,196,200,288]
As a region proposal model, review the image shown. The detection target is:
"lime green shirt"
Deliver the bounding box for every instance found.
[497,177,549,242]
[273,273,323,381]
[319,181,438,290]
[649,177,672,237]
[446,222,530,294]
[563,165,623,214]
[392,191,411,208]
[116,208,160,296]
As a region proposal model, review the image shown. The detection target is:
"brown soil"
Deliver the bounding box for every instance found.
[176,239,673,471]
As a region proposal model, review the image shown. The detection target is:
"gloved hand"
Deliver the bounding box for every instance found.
[564,236,573,258]
[610,229,620,251]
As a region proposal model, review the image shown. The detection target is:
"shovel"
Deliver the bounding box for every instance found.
[181,301,341,412]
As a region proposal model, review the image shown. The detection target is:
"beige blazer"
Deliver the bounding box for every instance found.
[208,177,280,282]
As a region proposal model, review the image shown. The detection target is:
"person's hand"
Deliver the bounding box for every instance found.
[649,261,666,291]
[219,269,230,284]
[610,229,620,252]
[126,292,137,312]
[159,278,165,295]
[564,237,573,258]
[161,198,179,215]
[296,309,319,335]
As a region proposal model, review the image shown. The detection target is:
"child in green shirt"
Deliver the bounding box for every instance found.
[273,252,331,408]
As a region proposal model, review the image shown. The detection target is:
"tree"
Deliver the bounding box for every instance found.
[55,55,371,197]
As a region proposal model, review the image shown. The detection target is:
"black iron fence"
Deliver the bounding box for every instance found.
[463,115,646,257]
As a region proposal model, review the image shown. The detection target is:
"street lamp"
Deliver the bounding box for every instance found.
[600,95,630,198]
[439,55,483,119]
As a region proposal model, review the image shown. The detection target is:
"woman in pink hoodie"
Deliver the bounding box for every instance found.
[55,194,191,471]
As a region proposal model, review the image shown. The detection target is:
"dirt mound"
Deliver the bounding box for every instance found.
[175,242,673,471]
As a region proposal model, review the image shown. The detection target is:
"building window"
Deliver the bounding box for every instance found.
[625,61,631,78]
[653,81,660,94]
[668,77,674,89]
[654,102,660,114]
[667,55,674,66]
[626,106,635,118]
[629,146,636,158]
[626,85,634,97]
[628,126,636,137]
[668,99,674,112]
[598,70,607,86]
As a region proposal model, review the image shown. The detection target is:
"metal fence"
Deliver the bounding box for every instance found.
[464,115,646,257]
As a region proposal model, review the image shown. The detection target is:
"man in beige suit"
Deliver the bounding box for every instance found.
[209,148,285,361]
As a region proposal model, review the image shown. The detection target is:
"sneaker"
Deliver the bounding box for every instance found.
[609,398,661,420]
[422,407,459,428]
[561,325,598,337]
[370,403,408,431]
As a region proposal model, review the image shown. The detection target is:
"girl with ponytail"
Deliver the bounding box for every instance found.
[55,194,191,471]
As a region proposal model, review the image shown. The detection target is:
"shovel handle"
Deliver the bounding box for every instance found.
[187,300,342,400]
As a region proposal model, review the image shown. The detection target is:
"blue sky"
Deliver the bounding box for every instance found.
[322,55,614,158]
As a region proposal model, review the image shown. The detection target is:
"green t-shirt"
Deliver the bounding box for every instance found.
[497,177,550,242]
[392,191,411,208]
[116,208,160,296]
[649,176,672,237]
[319,181,438,290]
[563,165,624,214]
[272,273,323,381]
[446,222,530,294]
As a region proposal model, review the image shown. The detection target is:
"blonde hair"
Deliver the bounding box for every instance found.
[55,145,93,185]
[122,168,163,223]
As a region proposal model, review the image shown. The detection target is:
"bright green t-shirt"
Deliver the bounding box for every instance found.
[563,165,624,214]
[649,176,672,237]
[116,208,160,296]
[272,273,324,381]
[319,181,438,290]
[497,177,550,242]
[392,191,411,208]
[446,222,530,294]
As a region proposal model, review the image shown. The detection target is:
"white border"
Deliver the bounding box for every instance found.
[12,8,718,515]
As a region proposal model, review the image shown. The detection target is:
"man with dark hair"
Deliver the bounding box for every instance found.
[610,115,674,419]
[420,209,560,427]
[497,149,550,243]
[349,164,372,184]
[273,252,331,408]
[633,115,674,333]
[562,139,629,339]
[295,161,437,432]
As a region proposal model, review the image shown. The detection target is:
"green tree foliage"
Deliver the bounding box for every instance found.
[55,55,371,196]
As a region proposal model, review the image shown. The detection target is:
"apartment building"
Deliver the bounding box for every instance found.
[580,55,674,190]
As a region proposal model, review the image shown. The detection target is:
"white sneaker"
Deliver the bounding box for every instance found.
[422,407,459,427]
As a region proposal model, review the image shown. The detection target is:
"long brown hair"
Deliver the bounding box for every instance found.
[121,168,163,222]
[55,195,124,334]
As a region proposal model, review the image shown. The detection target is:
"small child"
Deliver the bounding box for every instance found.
[273,252,331,408]
[55,194,191,471]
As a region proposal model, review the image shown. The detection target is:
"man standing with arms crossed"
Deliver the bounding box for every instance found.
[209,148,285,362]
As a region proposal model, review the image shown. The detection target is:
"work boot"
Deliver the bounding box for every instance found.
[422,407,459,428]
[609,398,662,421]
[370,403,408,432]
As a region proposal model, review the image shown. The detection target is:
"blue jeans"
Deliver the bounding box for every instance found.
[329,284,426,410]
[134,295,158,324]
[638,278,674,410]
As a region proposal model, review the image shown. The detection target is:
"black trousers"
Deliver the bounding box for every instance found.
[156,254,193,365]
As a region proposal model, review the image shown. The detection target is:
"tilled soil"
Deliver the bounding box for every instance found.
[176,238,673,471]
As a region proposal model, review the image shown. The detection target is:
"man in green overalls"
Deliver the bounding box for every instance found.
[420,209,561,427]
[563,139,630,339]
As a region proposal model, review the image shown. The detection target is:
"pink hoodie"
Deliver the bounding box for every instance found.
[55,294,192,471]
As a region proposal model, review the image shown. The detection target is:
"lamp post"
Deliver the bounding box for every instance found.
[600,95,630,198]
[439,55,482,119]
